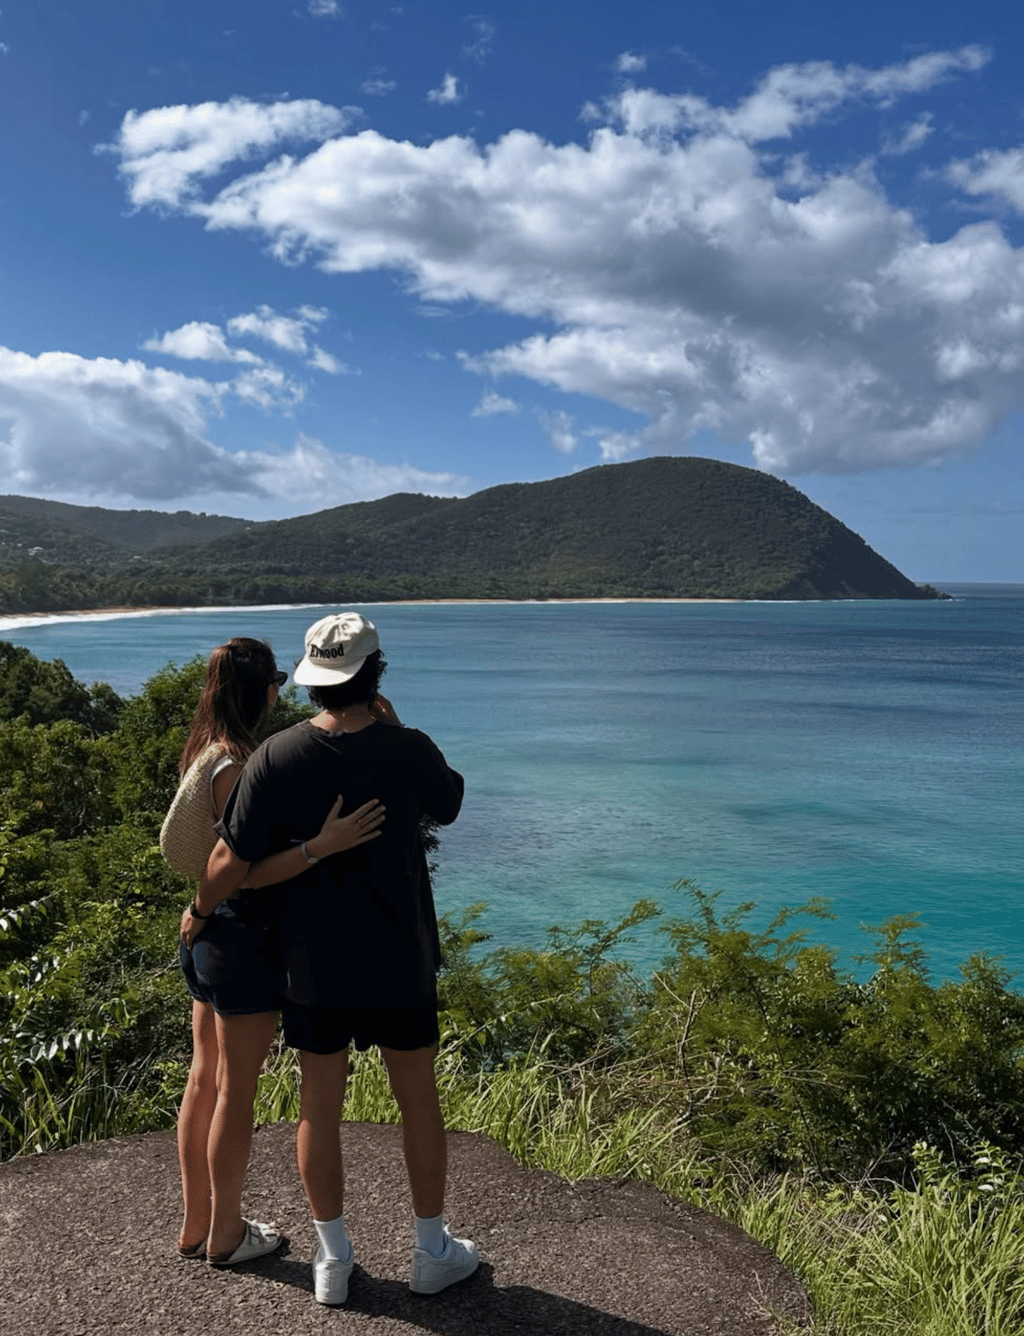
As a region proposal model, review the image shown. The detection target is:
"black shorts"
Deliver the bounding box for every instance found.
[179,904,280,1017]
[282,996,440,1055]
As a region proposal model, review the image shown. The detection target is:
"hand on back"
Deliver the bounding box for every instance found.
[316,795,385,854]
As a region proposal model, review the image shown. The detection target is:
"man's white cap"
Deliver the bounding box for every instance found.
[293,612,380,686]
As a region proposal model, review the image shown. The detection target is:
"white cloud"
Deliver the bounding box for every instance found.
[464,18,495,65]
[222,304,349,372]
[234,433,467,507]
[145,310,348,378]
[880,113,933,156]
[599,45,987,143]
[538,409,577,454]
[227,305,312,355]
[427,73,461,106]
[616,52,647,74]
[232,365,305,410]
[78,110,90,128]
[471,390,518,417]
[0,346,241,500]
[946,147,1024,214]
[307,346,351,374]
[307,0,341,16]
[110,49,1024,476]
[143,321,265,364]
[588,428,642,461]
[0,346,461,508]
[362,74,397,97]
[108,97,350,208]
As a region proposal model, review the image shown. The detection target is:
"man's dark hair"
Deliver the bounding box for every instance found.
[308,650,386,711]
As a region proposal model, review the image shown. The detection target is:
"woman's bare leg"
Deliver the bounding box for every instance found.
[176,1000,218,1250]
[296,1048,349,1221]
[380,1045,446,1218]
[206,1010,279,1257]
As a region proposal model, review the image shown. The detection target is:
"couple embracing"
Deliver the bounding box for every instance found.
[176,611,478,1306]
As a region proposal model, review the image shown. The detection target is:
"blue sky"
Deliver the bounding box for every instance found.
[1,0,1022,581]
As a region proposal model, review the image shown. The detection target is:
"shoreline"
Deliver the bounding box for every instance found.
[0,585,993,634]
[0,597,747,633]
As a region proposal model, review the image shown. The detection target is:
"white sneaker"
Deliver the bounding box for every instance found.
[410,1228,479,1295]
[313,1242,354,1306]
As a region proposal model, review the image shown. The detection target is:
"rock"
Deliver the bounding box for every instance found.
[0,1122,809,1335]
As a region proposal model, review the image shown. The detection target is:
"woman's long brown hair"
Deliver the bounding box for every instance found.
[179,637,279,775]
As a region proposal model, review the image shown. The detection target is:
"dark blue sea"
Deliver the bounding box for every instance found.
[3,587,1021,983]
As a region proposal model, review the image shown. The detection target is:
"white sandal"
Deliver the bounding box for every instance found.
[208,1219,284,1267]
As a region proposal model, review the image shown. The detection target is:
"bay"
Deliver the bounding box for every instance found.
[3,587,1022,983]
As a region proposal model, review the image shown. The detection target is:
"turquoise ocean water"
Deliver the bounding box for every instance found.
[3,588,1022,983]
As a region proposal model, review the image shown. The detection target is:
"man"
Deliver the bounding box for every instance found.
[184,611,478,1306]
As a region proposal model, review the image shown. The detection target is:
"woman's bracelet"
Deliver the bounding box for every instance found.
[189,899,213,920]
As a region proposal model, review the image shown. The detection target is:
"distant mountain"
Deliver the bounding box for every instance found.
[0,495,248,564]
[0,459,942,612]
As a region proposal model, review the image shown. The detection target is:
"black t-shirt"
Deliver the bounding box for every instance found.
[216,719,464,1006]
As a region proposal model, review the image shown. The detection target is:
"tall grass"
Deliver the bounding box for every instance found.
[0,1046,177,1156]
[724,1146,1024,1336]
[255,1029,690,1182]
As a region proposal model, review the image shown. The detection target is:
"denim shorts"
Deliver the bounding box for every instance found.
[281,996,440,1055]
[179,903,280,1017]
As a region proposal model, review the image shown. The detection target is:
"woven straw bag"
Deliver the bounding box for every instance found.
[159,745,226,880]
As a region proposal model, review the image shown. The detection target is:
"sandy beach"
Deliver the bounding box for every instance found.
[0,596,744,634]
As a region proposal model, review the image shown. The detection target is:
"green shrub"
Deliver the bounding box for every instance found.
[0,641,123,732]
[625,886,1024,1180]
[438,899,658,1066]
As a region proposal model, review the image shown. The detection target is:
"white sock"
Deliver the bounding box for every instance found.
[414,1211,446,1257]
[313,1213,352,1263]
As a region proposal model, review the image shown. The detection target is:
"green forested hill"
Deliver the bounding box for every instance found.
[0,495,248,563]
[0,458,938,611]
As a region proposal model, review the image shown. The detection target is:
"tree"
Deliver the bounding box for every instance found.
[0,641,123,733]
[0,719,114,842]
[109,658,313,824]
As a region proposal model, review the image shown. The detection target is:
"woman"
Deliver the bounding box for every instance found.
[175,637,384,1266]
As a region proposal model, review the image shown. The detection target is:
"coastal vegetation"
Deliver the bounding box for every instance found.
[2,645,1020,1334]
[0,458,943,611]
